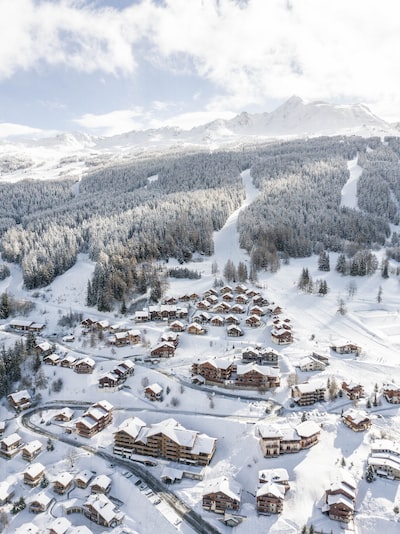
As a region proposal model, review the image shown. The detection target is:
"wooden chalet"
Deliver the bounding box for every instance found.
[256,483,284,514]
[0,432,22,458]
[74,357,95,374]
[323,472,357,523]
[330,343,361,355]
[164,296,178,305]
[213,301,231,313]
[197,299,211,311]
[48,517,71,534]
[258,468,290,494]
[342,381,364,400]
[29,492,52,513]
[75,470,93,489]
[271,327,293,345]
[7,390,32,412]
[43,353,61,366]
[53,472,74,494]
[90,474,112,494]
[220,285,233,295]
[60,355,77,368]
[75,401,113,438]
[23,462,45,487]
[192,359,235,383]
[235,363,280,389]
[268,305,282,315]
[342,409,371,432]
[225,314,240,325]
[249,305,265,316]
[202,476,241,513]
[258,420,320,457]
[150,341,176,358]
[145,383,163,401]
[298,355,326,372]
[98,372,119,388]
[235,283,248,294]
[9,319,45,332]
[53,407,74,422]
[187,322,206,335]
[227,325,244,337]
[116,417,217,465]
[291,382,326,406]
[170,320,185,332]
[245,315,261,328]
[22,440,42,461]
[83,493,124,528]
[222,292,234,302]
[235,294,249,305]
[252,294,269,306]
[35,341,53,356]
[383,384,400,404]
[161,331,179,347]
[231,304,245,314]
[134,310,150,322]
[242,346,279,365]
[210,315,224,327]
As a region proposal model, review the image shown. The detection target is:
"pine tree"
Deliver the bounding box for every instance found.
[377,286,382,303]
[382,258,389,279]
[318,251,330,271]
[336,253,347,274]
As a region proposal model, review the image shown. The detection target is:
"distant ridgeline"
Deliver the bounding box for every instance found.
[0,136,399,310]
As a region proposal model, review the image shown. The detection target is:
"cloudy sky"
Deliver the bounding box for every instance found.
[1,0,400,138]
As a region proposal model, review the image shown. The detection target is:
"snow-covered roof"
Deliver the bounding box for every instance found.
[8,390,31,402]
[24,462,45,478]
[257,424,283,439]
[258,468,289,484]
[236,362,280,377]
[91,474,112,490]
[68,527,93,534]
[95,399,113,412]
[54,471,74,486]
[36,341,52,351]
[84,493,121,523]
[23,440,42,454]
[29,491,51,507]
[295,420,321,438]
[2,432,22,447]
[204,358,233,370]
[48,517,71,534]
[343,408,370,424]
[256,482,284,499]
[75,470,93,484]
[0,481,13,501]
[116,417,146,439]
[326,493,354,510]
[191,433,217,455]
[76,357,95,366]
[147,383,163,394]
[202,476,241,501]
[14,523,39,534]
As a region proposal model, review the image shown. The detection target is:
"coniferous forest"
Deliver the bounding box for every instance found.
[0,136,399,310]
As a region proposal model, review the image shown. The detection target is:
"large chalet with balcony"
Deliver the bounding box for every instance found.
[75,400,113,438]
[323,471,357,523]
[258,420,321,457]
[113,417,216,465]
[291,382,326,406]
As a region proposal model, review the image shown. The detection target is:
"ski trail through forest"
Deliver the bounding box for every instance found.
[212,169,260,271]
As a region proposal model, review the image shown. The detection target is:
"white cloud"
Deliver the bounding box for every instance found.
[73,108,147,135]
[0,122,51,138]
[2,1,400,122]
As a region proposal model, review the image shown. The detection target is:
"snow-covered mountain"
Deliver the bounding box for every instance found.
[0,96,399,182]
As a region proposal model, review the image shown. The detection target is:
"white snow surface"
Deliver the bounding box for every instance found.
[341,156,363,210]
[1,170,400,533]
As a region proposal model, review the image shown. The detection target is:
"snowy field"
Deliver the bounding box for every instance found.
[0,169,400,533]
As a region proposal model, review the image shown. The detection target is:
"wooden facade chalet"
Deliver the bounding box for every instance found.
[342,409,371,432]
[235,363,280,389]
[325,494,354,523]
[220,285,233,295]
[7,390,32,411]
[60,355,77,368]
[235,283,248,294]
[35,341,53,356]
[202,476,241,513]
[342,381,364,400]
[161,331,179,347]
[231,304,245,314]
[83,493,123,527]
[53,407,74,422]
[150,341,176,358]
[242,346,279,365]
[145,383,163,401]
[252,295,269,306]
[114,417,217,465]
[213,301,231,313]
[188,322,206,335]
[75,401,113,438]
[235,294,249,304]
[225,314,240,325]
[291,383,326,406]
[193,311,210,323]
[197,299,211,310]
[164,296,178,305]
[192,359,235,383]
[91,474,112,494]
[368,439,400,480]
[29,492,52,513]
[0,432,22,458]
[245,315,261,327]
[256,482,284,514]
[211,315,224,326]
[48,517,71,534]
[330,343,361,355]
[205,294,218,305]
[53,472,74,494]
[22,440,42,461]
[74,357,95,374]
[24,462,45,487]
[258,468,290,494]
[298,355,326,372]
[271,327,293,345]
[222,292,234,302]
[258,421,320,457]
[43,353,61,366]
[249,305,265,316]
[8,319,45,332]
[170,320,185,332]
[268,305,282,315]
[98,372,119,388]
[227,325,243,337]
[383,384,400,404]
[75,470,93,489]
